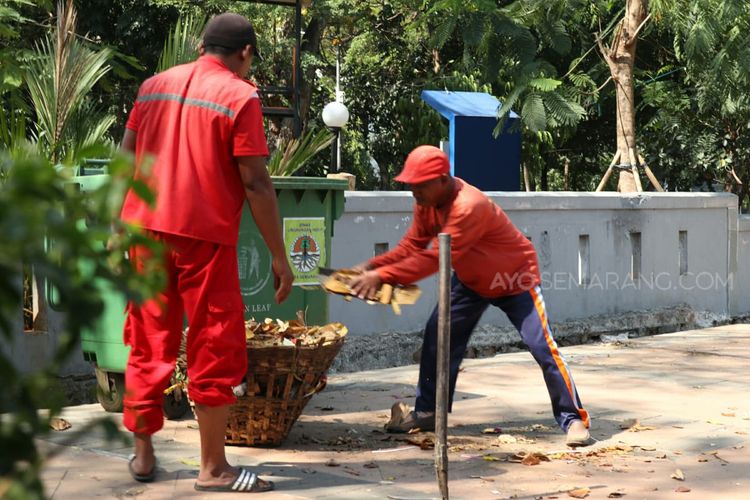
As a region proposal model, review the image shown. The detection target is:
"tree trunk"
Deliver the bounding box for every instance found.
[600,0,648,192]
[523,163,531,191]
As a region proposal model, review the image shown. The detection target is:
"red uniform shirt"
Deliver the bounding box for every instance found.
[122,55,269,246]
[369,178,540,297]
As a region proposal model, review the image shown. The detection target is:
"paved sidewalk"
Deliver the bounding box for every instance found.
[39,325,750,499]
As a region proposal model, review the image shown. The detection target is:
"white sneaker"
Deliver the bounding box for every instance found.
[566,420,591,447]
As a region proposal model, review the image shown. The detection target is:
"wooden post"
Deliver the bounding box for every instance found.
[638,154,664,192]
[595,151,621,192]
[435,233,451,500]
[628,148,643,192]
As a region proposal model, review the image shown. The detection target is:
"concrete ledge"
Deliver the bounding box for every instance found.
[343,191,739,212]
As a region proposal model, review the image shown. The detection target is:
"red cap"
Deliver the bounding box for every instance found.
[394,145,450,184]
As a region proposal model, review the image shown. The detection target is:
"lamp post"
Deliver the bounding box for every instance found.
[322,101,349,173]
[322,43,349,173]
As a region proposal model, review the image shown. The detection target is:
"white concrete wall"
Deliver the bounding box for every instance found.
[735,215,750,315]
[331,192,741,335]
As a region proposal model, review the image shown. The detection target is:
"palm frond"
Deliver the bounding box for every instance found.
[24,0,112,162]
[267,128,335,177]
[157,13,207,73]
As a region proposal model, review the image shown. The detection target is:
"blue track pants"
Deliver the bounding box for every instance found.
[415,275,589,431]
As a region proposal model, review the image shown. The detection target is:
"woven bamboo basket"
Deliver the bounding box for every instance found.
[225,335,345,447]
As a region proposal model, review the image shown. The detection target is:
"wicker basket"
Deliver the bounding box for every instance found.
[225,335,345,446]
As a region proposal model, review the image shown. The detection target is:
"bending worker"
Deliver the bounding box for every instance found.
[119,13,292,492]
[350,145,591,447]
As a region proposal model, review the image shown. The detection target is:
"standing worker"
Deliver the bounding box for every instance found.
[349,145,591,447]
[119,13,293,492]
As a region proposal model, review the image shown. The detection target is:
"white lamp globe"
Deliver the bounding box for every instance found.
[322,101,349,128]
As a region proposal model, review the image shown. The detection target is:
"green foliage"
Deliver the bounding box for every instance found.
[267,127,335,176]
[24,0,115,162]
[157,12,207,73]
[0,146,164,499]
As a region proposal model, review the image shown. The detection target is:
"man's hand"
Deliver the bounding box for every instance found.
[350,261,373,273]
[272,257,294,304]
[349,270,382,300]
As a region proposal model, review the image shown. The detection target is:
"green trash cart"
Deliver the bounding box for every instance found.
[67,167,347,414]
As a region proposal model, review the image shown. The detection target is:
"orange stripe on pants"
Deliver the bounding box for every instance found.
[529,286,590,427]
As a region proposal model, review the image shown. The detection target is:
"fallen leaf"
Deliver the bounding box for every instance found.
[629,423,656,432]
[497,434,517,444]
[343,467,361,476]
[619,418,638,429]
[325,459,340,467]
[568,487,591,498]
[675,486,691,493]
[482,427,502,434]
[520,452,550,466]
[49,417,71,431]
[721,412,735,417]
[656,453,667,459]
[483,455,503,462]
[671,469,685,481]
[608,493,625,498]
[320,406,334,411]
[180,458,200,467]
[706,419,723,425]
[405,436,434,450]
[363,461,379,469]
[698,457,709,463]
[637,445,656,451]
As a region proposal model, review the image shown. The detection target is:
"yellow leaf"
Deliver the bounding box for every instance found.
[568,487,591,498]
[49,417,71,431]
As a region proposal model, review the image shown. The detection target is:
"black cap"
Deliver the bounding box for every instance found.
[203,13,263,61]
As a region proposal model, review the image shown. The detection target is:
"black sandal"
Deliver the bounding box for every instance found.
[128,454,157,483]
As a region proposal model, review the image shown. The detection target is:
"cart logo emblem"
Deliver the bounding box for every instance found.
[238,237,271,296]
[289,235,321,273]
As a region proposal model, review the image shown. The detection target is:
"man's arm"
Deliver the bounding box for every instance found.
[375,203,488,285]
[237,155,293,304]
[121,128,137,153]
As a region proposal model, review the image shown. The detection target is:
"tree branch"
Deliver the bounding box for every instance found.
[626,12,652,47]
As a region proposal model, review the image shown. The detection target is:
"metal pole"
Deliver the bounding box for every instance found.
[336,128,342,172]
[293,0,302,137]
[330,128,339,173]
[435,232,451,500]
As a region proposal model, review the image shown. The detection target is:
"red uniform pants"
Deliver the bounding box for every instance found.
[123,231,247,435]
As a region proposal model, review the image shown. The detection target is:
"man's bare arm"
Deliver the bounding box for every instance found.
[237,155,293,304]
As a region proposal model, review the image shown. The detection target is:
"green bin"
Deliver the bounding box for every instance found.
[65,166,347,413]
[238,177,347,324]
